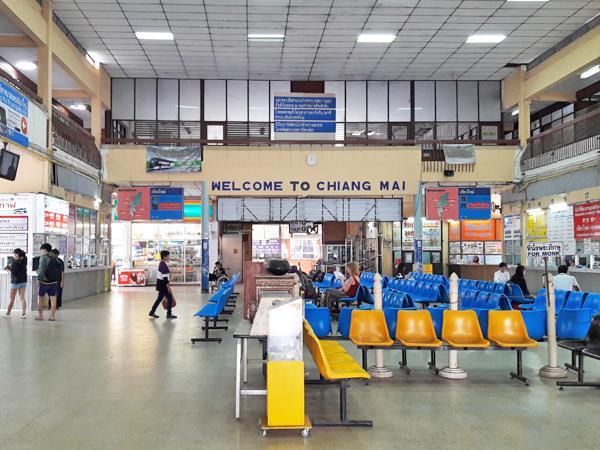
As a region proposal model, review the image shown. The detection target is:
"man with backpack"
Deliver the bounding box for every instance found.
[36,243,61,321]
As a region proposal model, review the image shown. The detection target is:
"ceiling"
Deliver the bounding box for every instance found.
[49,0,600,81]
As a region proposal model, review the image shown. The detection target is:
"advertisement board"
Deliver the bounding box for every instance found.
[0,216,28,232]
[0,79,29,147]
[526,210,548,242]
[146,145,202,173]
[401,219,441,251]
[0,194,32,216]
[117,269,147,287]
[573,200,600,239]
[44,195,69,234]
[461,220,497,241]
[116,188,151,221]
[150,187,184,220]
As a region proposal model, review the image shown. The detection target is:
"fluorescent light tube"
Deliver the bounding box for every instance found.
[135,31,174,40]
[466,34,506,44]
[357,33,396,43]
[581,65,600,79]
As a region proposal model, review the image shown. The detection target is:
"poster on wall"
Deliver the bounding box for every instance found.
[116,188,151,221]
[461,241,484,255]
[461,220,497,241]
[485,241,503,255]
[402,219,441,251]
[273,93,336,140]
[150,188,184,221]
[0,194,32,216]
[573,200,600,239]
[117,269,147,287]
[503,214,521,241]
[44,196,69,234]
[146,145,202,173]
[526,210,548,242]
[183,199,213,223]
[547,205,576,255]
[0,216,27,232]
[426,187,459,220]
[0,79,29,147]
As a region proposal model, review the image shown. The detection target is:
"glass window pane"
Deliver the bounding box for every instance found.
[389,81,411,122]
[270,81,290,121]
[157,79,178,120]
[325,81,345,122]
[346,81,366,122]
[368,81,387,121]
[346,123,366,140]
[457,81,478,121]
[479,81,501,121]
[135,79,156,120]
[436,81,457,121]
[367,123,388,140]
[414,81,435,121]
[563,103,574,115]
[227,80,248,121]
[458,123,478,140]
[249,81,269,121]
[179,80,200,121]
[112,79,134,120]
[551,109,562,122]
[204,80,226,121]
[415,123,435,140]
[436,123,456,140]
[391,124,408,140]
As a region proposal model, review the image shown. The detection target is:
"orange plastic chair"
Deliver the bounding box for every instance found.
[442,310,490,348]
[349,310,394,347]
[396,310,443,348]
[487,311,538,348]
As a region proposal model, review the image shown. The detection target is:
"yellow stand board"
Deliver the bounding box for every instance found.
[266,360,305,427]
[423,264,433,274]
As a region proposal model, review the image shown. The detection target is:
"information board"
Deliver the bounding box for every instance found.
[116,188,150,221]
[150,187,184,220]
[0,216,28,232]
[526,210,547,242]
[503,214,521,241]
[547,206,575,255]
[458,187,491,220]
[273,93,336,140]
[425,187,459,220]
[573,200,600,239]
[0,79,29,147]
[0,233,27,253]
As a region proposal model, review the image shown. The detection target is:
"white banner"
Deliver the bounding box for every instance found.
[0,233,27,253]
[526,242,563,257]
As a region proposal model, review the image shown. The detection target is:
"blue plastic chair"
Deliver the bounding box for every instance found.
[475,309,490,338]
[426,307,444,338]
[564,291,586,309]
[557,308,593,340]
[474,291,489,309]
[337,307,354,338]
[521,309,547,340]
[384,307,401,338]
[507,283,527,303]
[554,290,570,312]
[582,293,600,316]
[305,307,332,337]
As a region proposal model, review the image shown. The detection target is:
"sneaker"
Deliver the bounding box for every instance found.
[166,315,177,319]
[149,313,159,319]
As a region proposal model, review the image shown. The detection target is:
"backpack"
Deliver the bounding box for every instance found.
[45,256,61,283]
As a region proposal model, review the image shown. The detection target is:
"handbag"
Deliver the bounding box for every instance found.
[162,296,177,310]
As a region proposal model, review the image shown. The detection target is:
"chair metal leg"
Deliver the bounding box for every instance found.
[565,350,582,373]
[428,350,439,374]
[361,348,368,371]
[191,317,223,343]
[399,349,411,375]
[510,349,529,385]
[557,353,600,389]
[312,380,373,427]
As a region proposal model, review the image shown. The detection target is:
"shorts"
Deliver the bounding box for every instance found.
[38,282,57,297]
[10,282,27,290]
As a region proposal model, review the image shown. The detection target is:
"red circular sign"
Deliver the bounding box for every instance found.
[21,117,28,135]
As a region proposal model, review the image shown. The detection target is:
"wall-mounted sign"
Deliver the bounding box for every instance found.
[573,200,600,239]
[547,206,575,255]
[503,214,521,241]
[116,188,151,221]
[426,187,459,220]
[0,194,32,216]
[448,221,461,241]
[150,187,184,221]
[273,93,336,140]
[458,187,491,220]
[526,242,563,257]
[401,219,441,251]
[0,233,27,253]
[0,79,29,147]
[43,195,69,234]
[461,220,498,241]
[461,241,484,255]
[0,216,28,232]
[211,179,405,194]
[146,145,202,173]
[526,210,548,242]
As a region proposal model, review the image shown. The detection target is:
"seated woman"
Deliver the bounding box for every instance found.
[209,261,227,282]
[509,264,531,297]
[323,261,361,312]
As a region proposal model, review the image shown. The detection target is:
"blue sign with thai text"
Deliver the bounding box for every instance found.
[274,95,336,135]
[0,79,29,147]
[458,187,491,220]
[150,187,184,220]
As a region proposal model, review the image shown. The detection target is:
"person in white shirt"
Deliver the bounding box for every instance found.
[553,265,580,292]
[494,262,510,283]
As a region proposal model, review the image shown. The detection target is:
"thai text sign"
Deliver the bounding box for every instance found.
[573,200,600,239]
[0,79,29,147]
[526,242,563,257]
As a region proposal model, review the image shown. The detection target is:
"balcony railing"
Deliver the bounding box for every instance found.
[521,106,600,171]
[52,109,102,170]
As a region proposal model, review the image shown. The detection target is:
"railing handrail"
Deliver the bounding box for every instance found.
[52,106,95,139]
[102,137,519,147]
[526,105,600,143]
[0,70,44,106]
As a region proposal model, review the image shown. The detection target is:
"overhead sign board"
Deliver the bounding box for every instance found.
[458,187,491,220]
[146,145,202,173]
[273,93,336,140]
[150,187,184,221]
[0,79,29,147]
[526,242,563,258]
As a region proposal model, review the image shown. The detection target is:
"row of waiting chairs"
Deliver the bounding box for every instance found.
[191,272,240,343]
[409,272,449,286]
[460,289,512,311]
[349,309,537,384]
[387,278,448,304]
[522,289,600,315]
[313,273,342,291]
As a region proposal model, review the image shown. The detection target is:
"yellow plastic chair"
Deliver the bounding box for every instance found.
[442,310,490,348]
[349,310,394,347]
[487,311,538,348]
[396,310,443,348]
[487,311,538,385]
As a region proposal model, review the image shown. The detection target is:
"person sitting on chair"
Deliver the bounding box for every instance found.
[209,261,227,282]
[323,261,361,312]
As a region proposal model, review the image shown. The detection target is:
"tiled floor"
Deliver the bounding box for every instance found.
[0,286,598,450]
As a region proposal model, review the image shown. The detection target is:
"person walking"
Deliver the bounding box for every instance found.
[323,261,361,312]
[36,243,61,321]
[149,250,177,319]
[51,249,65,309]
[4,248,28,318]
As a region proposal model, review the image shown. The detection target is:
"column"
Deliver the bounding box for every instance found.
[91,94,102,148]
[517,98,531,149]
[201,181,210,293]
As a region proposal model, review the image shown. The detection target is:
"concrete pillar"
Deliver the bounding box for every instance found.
[201,181,210,293]
[37,0,53,157]
[91,94,102,148]
[539,273,568,378]
[518,98,531,149]
[414,182,423,273]
[438,273,467,379]
[368,273,393,378]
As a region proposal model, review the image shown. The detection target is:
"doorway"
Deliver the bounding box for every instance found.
[221,234,243,279]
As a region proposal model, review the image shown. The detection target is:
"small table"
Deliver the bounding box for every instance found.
[234,320,267,420]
